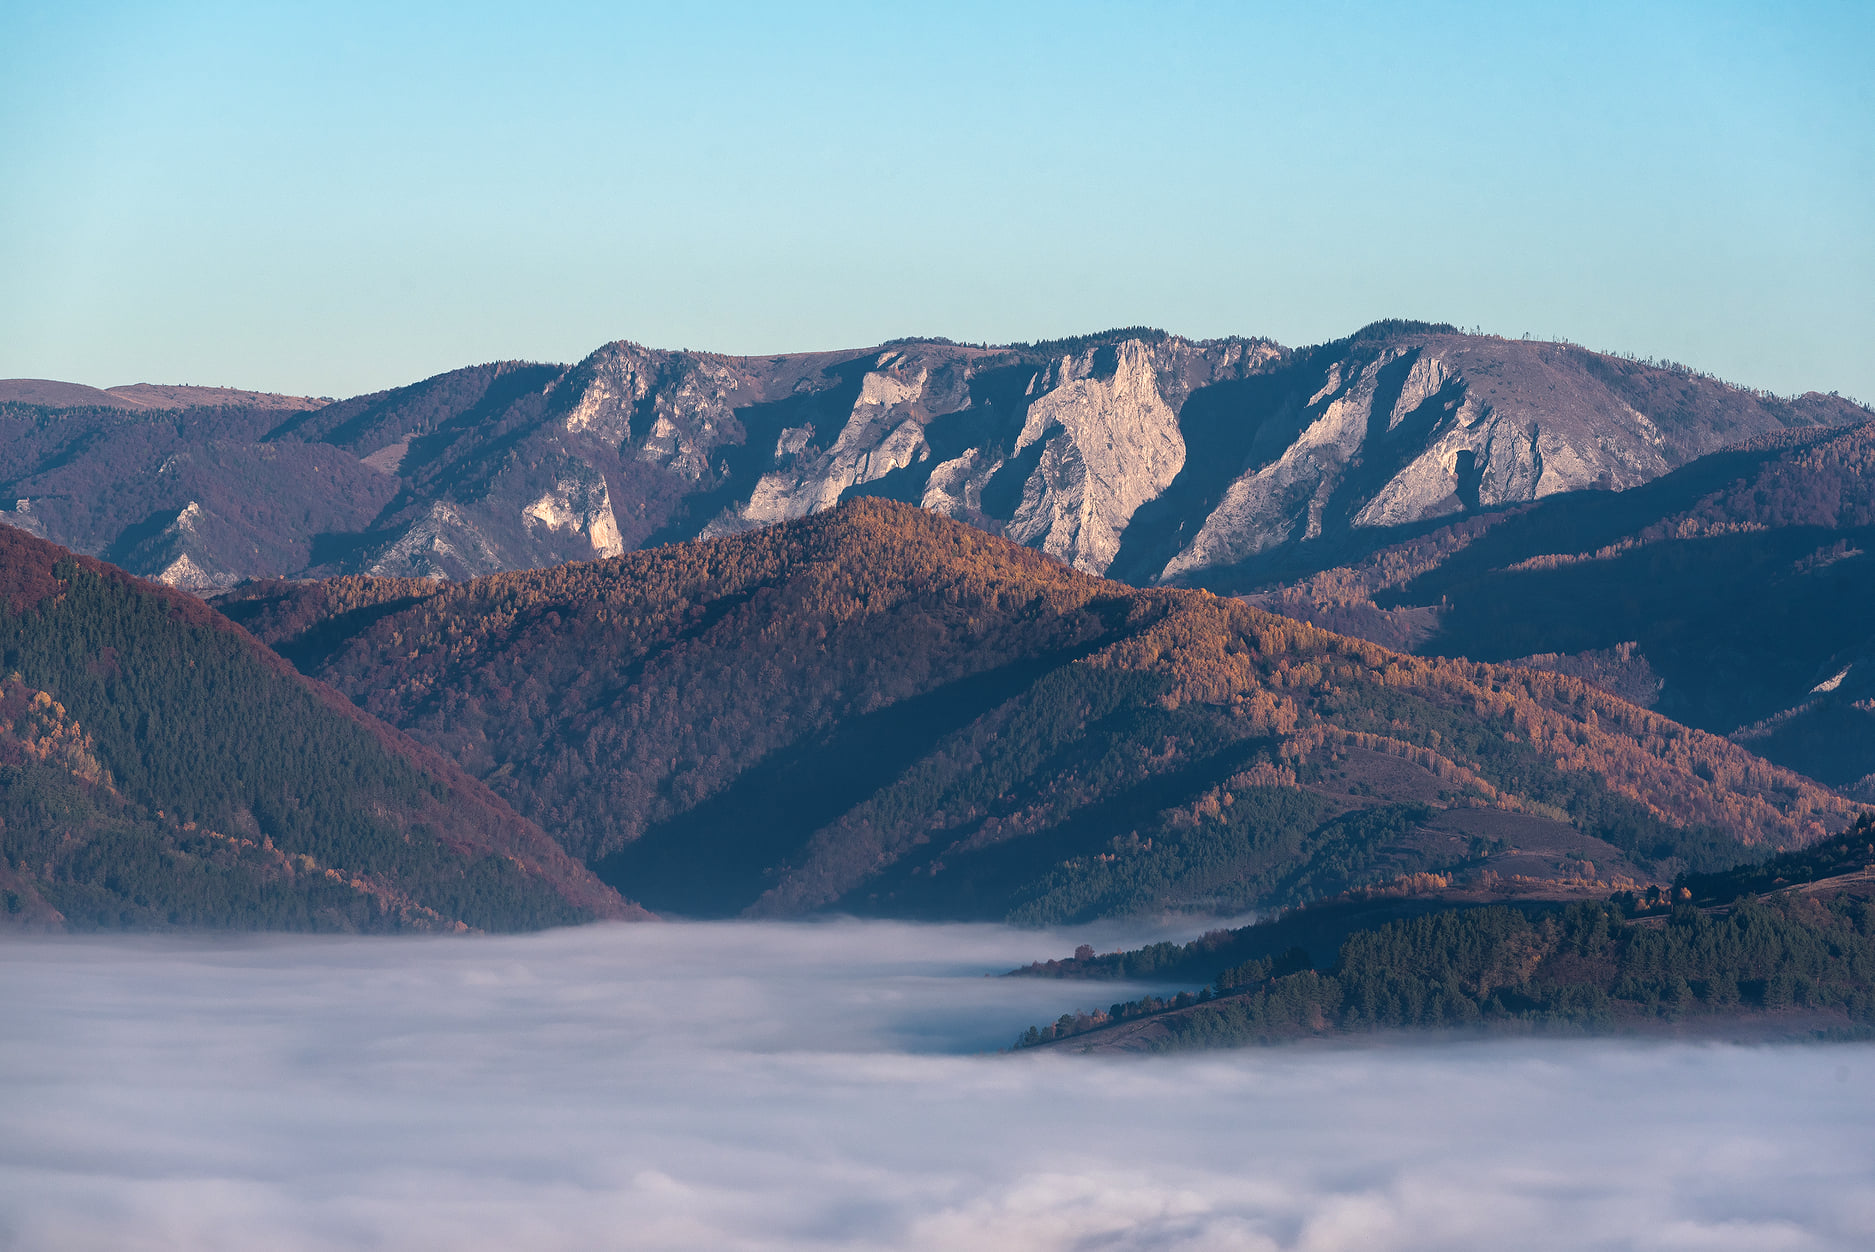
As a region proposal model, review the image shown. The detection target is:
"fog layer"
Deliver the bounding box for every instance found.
[3,920,1872,1250]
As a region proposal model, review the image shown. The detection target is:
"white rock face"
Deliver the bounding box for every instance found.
[562,343,741,482]
[523,468,624,559]
[563,344,657,442]
[1161,340,1713,579]
[1001,341,1185,574]
[1164,350,1405,579]
[155,553,219,591]
[1352,376,1672,532]
[710,363,934,534]
[921,448,1003,519]
[138,502,238,592]
[1353,391,1492,529]
[1386,353,1451,431]
[366,502,504,579]
[1813,666,1852,695]
[0,499,47,539]
[555,334,1762,585]
[491,332,1800,588]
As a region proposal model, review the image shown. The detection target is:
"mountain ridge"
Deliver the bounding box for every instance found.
[0,379,328,412]
[1253,420,1875,796]
[217,498,1862,924]
[3,321,1858,594]
[0,523,640,931]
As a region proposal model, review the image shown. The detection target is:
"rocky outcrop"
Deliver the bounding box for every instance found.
[128,502,242,592]
[0,499,47,540]
[712,363,935,533]
[364,502,505,580]
[686,336,1274,574]
[2,323,1861,593]
[1165,349,1416,578]
[1158,334,1793,583]
[999,341,1186,573]
[560,342,744,483]
[522,465,624,559]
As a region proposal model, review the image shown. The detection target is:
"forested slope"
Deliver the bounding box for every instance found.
[218,499,1859,923]
[0,525,636,931]
[1015,817,1875,1051]
[1257,421,1875,794]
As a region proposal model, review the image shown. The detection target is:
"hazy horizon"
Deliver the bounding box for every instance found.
[3,2,1870,402]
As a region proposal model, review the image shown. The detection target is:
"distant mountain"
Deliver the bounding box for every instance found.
[0,379,327,411]
[217,499,1860,924]
[0,525,638,931]
[1255,421,1875,796]
[3,322,1858,593]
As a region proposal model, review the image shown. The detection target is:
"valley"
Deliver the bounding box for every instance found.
[2,325,1872,1024]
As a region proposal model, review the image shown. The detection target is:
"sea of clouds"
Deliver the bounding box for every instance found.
[3,917,1873,1251]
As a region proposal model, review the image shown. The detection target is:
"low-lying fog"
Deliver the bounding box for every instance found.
[3,919,1872,1251]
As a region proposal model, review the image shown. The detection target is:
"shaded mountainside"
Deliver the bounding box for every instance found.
[1014,816,1875,1052]
[0,525,636,932]
[218,499,1860,923]
[1255,421,1875,795]
[3,322,1858,593]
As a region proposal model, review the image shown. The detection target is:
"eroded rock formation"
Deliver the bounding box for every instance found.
[1,323,1861,592]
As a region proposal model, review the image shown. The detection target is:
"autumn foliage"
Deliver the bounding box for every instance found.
[220,499,1861,923]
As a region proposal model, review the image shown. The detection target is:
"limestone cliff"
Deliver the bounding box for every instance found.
[1,322,1860,592]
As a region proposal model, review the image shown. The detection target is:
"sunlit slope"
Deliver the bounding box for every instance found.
[221,500,1861,922]
[0,525,636,931]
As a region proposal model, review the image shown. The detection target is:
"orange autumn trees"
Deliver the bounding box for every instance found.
[219,499,1863,923]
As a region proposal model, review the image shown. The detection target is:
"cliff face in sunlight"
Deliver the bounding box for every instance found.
[3,321,1857,593]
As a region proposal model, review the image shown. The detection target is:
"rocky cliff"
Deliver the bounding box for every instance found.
[0,322,1860,591]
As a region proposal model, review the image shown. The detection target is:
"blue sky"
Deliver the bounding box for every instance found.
[2,0,1868,400]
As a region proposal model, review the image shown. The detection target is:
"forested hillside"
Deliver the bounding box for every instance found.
[218,499,1859,923]
[1017,816,1875,1051]
[1257,421,1875,795]
[0,525,636,931]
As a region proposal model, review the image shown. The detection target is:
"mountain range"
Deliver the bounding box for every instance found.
[2,320,1872,934]
[2,321,1860,594]
[1258,420,1875,796]
[216,499,1856,923]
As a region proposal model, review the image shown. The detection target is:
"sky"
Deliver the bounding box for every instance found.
[1,0,1869,401]
[4,920,1874,1250]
